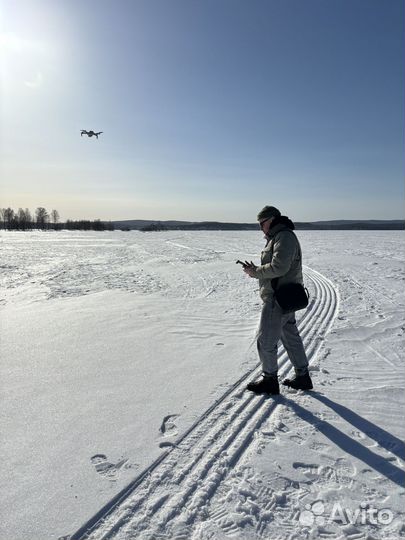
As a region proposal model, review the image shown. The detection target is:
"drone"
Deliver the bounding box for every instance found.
[81,130,103,139]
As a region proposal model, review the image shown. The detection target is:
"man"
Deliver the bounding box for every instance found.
[242,205,313,395]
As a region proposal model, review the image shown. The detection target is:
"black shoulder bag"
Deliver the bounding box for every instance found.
[272,280,309,313]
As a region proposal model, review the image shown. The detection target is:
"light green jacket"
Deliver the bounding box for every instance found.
[253,224,304,302]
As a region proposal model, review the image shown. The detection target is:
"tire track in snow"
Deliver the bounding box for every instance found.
[63,266,339,540]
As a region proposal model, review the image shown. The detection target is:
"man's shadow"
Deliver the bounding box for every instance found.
[277,392,405,488]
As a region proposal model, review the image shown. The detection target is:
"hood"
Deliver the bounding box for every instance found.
[265,215,295,241]
[269,215,295,231]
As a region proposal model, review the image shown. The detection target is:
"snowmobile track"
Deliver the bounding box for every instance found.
[63,266,339,540]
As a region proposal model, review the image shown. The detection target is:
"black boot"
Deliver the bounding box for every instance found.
[247,375,280,395]
[282,371,313,390]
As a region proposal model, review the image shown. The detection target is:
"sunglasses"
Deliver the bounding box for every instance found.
[259,218,271,229]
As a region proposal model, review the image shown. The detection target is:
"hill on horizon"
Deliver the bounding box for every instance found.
[112,219,404,231]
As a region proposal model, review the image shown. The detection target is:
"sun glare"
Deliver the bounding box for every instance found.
[0,31,45,90]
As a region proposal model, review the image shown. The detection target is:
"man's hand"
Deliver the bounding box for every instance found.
[243,261,257,277]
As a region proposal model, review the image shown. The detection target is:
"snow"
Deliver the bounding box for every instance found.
[1,230,404,540]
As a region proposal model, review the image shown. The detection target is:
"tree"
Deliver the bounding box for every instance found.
[35,207,49,229]
[25,208,33,228]
[17,208,29,230]
[3,208,15,230]
[51,209,60,230]
[0,209,5,229]
[51,209,59,223]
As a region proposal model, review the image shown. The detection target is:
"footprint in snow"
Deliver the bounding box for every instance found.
[309,441,331,452]
[159,414,179,438]
[159,441,177,449]
[90,454,132,481]
[289,435,305,445]
[292,462,320,478]
[275,421,289,433]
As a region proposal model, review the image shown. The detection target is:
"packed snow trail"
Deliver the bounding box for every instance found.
[63,266,339,540]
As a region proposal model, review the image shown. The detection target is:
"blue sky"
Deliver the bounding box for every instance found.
[1,0,404,221]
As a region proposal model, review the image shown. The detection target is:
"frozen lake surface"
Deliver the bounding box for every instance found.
[1,230,404,540]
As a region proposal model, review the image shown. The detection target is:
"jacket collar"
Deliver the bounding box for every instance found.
[266,222,288,239]
[265,215,295,240]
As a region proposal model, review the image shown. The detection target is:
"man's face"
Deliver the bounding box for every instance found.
[259,216,274,235]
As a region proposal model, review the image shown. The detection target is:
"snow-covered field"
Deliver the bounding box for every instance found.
[1,230,404,540]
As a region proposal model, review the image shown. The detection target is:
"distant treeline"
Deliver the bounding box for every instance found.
[120,219,405,231]
[0,207,114,231]
[140,222,169,232]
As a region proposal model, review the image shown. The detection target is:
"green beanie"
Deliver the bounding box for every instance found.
[257,205,281,221]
